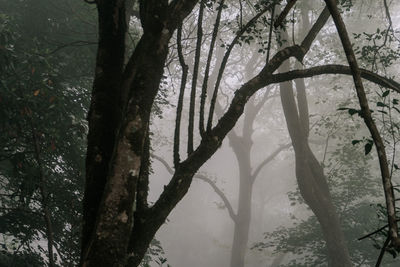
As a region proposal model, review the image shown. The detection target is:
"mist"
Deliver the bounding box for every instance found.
[2,1,400,266]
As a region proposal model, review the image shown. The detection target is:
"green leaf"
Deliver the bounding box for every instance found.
[376,102,386,107]
[348,108,359,116]
[351,140,361,145]
[364,142,373,155]
[382,90,390,97]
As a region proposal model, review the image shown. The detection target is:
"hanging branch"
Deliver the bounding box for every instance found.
[174,25,189,167]
[188,0,204,155]
[274,0,298,28]
[199,0,225,137]
[324,0,400,250]
[207,5,270,131]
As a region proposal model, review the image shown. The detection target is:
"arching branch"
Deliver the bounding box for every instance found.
[269,64,400,93]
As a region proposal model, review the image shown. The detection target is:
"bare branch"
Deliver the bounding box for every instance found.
[188,1,204,155]
[274,0,298,28]
[207,5,270,131]
[199,0,225,136]
[324,0,400,249]
[269,64,400,93]
[174,26,189,167]
[251,143,291,182]
[152,154,237,221]
[266,3,276,64]
[376,235,390,267]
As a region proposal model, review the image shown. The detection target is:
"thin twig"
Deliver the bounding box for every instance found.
[174,25,188,167]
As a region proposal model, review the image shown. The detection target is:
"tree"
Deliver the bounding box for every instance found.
[0,0,96,265]
[81,0,400,266]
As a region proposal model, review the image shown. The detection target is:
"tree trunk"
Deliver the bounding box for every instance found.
[278,38,351,267]
[229,137,253,267]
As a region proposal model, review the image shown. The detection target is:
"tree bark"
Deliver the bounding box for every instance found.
[81,1,198,266]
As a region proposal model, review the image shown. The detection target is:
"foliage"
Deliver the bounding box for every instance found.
[0,1,96,265]
[253,108,393,265]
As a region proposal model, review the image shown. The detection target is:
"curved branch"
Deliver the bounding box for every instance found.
[194,174,237,222]
[251,143,291,182]
[151,154,237,221]
[269,64,400,93]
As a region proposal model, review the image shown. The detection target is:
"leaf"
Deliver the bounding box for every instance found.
[348,108,359,116]
[351,140,361,145]
[382,90,390,97]
[365,142,373,155]
[377,102,386,107]
[33,89,40,96]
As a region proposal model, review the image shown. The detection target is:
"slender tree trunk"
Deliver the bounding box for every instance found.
[229,139,252,267]
[278,28,351,265]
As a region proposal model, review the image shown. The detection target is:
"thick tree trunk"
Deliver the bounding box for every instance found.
[81,1,199,266]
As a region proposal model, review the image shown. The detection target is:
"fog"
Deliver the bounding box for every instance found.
[2,1,400,266]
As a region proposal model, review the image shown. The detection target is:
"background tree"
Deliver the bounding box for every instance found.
[0,0,96,266]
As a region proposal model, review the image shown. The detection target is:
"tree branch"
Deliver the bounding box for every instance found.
[376,235,390,267]
[144,5,331,257]
[151,154,237,221]
[251,143,291,182]
[188,1,204,154]
[324,0,400,249]
[199,0,225,136]
[269,64,400,93]
[174,25,188,167]
[274,0,298,28]
[207,4,270,131]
